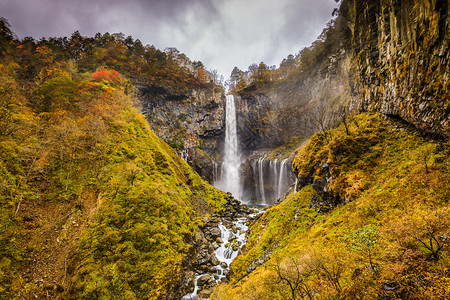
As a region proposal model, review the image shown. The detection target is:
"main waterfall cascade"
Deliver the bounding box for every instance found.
[213,94,295,205]
[215,95,243,200]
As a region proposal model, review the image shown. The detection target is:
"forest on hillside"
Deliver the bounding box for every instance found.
[1,0,449,298]
[0,17,229,299]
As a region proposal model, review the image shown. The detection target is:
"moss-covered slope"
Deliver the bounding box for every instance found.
[0,22,227,299]
[212,113,450,299]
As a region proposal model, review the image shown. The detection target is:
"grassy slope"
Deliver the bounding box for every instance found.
[0,61,227,299]
[212,113,450,299]
[68,109,226,299]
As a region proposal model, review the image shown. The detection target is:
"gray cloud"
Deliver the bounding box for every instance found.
[0,0,337,77]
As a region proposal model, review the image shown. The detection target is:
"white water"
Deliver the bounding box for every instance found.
[276,158,288,199]
[215,95,242,200]
[252,157,293,205]
[179,149,189,161]
[182,217,252,300]
[258,156,267,204]
[214,218,248,279]
[212,160,219,183]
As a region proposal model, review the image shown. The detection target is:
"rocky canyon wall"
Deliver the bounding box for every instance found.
[233,0,356,152]
[235,0,449,152]
[353,0,449,136]
[137,85,225,182]
[139,85,225,153]
[234,59,353,152]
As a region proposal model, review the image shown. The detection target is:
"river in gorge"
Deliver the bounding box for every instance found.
[182,95,293,299]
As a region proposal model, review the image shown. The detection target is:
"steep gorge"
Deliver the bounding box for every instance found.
[230,0,448,152]
[211,0,450,299]
[0,0,448,298]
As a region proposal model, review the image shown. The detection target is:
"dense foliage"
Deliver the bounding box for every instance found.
[0,18,226,299]
[212,113,450,299]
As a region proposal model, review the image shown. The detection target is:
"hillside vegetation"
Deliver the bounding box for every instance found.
[0,19,227,299]
[212,112,450,299]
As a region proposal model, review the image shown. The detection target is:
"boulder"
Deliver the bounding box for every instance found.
[210,255,220,266]
[198,288,213,299]
[197,275,211,287]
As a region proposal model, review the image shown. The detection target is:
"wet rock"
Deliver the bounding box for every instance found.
[207,244,215,253]
[176,271,195,295]
[228,235,237,243]
[197,275,211,287]
[220,262,228,269]
[198,264,210,273]
[198,288,213,299]
[210,255,220,266]
[208,228,221,240]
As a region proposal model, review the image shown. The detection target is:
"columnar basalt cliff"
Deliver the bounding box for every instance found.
[231,0,448,152]
[353,0,449,136]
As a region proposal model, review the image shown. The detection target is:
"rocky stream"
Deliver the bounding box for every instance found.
[182,198,262,299]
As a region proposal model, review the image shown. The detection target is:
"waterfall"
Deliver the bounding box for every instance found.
[179,149,189,161]
[251,156,294,205]
[258,156,267,205]
[182,211,262,300]
[271,159,278,195]
[215,95,242,200]
[212,159,219,183]
[277,159,288,199]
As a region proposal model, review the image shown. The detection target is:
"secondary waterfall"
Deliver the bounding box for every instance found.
[251,157,293,205]
[276,159,288,198]
[215,95,242,200]
[258,156,267,204]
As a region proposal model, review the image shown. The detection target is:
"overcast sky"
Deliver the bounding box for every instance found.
[0,0,337,78]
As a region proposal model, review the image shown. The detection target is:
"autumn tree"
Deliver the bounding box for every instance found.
[390,208,450,261]
[229,66,244,88]
[250,62,271,85]
[0,17,15,57]
[349,225,379,276]
[269,257,314,300]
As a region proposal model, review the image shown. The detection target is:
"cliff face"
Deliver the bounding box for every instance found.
[353,0,449,136]
[233,0,448,152]
[234,60,352,152]
[139,85,225,155]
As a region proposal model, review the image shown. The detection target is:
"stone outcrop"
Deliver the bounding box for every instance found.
[353,0,449,136]
[139,85,225,155]
[179,147,219,183]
